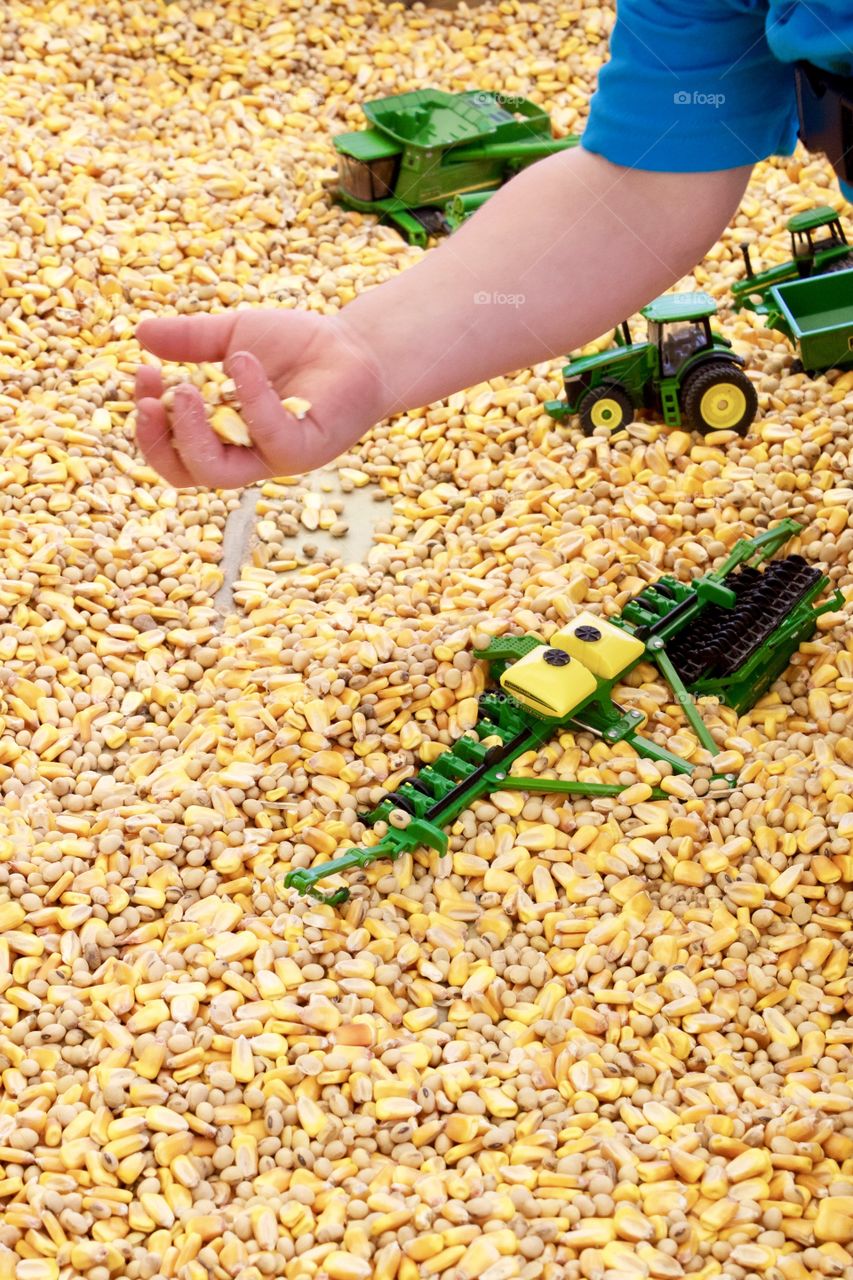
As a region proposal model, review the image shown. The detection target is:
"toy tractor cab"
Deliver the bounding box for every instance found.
[733,205,852,316]
[546,292,758,437]
[790,208,849,274]
[333,89,579,247]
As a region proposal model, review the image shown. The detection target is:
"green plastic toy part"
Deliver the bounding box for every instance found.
[765,268,853,375]
[709,518,803,578]
[544,291,758,438]
[731,206,853,375]
[443,190,494,233]
[283,523,841,906]
[732,206,852,318]
[332,89,580,247]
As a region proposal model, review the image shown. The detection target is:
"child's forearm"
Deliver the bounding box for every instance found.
[342,148,752,417]
[134,149,754,488]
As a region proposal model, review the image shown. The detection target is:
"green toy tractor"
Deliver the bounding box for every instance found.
[732,205,853,317]
[545,292,759,437]
[333,89,579,247]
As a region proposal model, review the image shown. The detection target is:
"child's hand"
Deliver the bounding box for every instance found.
[134,308,386,488]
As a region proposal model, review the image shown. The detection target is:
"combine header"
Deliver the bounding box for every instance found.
[285,522,840,905]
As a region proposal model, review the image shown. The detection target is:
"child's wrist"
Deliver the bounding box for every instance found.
[336,302,413,421]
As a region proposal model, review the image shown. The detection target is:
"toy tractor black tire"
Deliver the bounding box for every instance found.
[682,362,758,436]
[822,254,853,273]
[578,384,635,436]
[410,207,450,237]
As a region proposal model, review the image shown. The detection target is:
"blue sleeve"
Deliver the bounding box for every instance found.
[582,0,799,172]
[766,1,853,77]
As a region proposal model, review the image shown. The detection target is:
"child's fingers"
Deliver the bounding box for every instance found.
[135,398,196,488]
[170,384,270,490]
[137,313,237,364]
[135,364,164,402]
[226,351,293,459]
[225,350,319,473]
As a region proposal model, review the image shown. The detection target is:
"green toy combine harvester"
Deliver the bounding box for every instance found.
[286,521,841,905]
[333,89,579,247]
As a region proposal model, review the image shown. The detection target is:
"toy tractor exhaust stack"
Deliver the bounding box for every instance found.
[740,242,755,279]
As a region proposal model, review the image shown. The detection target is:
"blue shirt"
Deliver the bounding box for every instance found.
[583,1,853,200]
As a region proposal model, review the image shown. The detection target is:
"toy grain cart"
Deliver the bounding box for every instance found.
[733,205,853,318]
[285,521,841,905]
[545,292,758,437]
[764,267,853,375]
[333,89,579,247]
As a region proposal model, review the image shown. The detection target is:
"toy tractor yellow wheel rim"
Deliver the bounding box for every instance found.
[699,383,747,430]
[589,397,625,429]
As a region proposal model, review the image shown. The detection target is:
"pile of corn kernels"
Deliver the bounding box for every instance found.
[1,2,853,1279]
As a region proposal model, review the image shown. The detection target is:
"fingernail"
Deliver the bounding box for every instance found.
[227,351,251,374]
